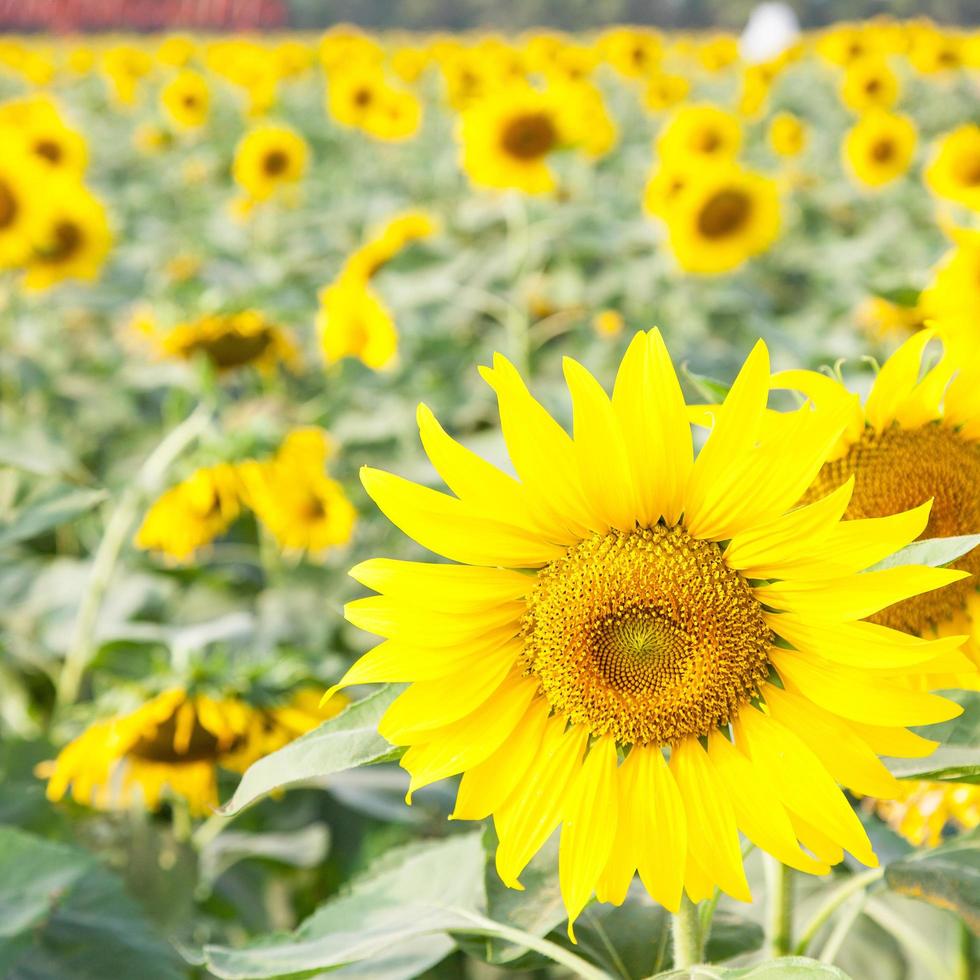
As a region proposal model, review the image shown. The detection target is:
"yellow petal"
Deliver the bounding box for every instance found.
[864,328,937,432]
[845,719,939,759]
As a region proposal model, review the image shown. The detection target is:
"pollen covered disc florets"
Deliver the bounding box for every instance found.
[521,524,773,746]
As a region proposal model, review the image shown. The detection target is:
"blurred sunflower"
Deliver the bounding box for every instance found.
[0,95,87,176]
[151,310,300,374]
[326,67,387,129]
[768,112,807,158]
[842,110,917,188]
[924,124,980,212]
[598,27,663,79]
[872,781,980,847]
[642,163,689,219]
[23,181,111,290]
[0,146,36,268]
[342,210,436,280]
[458,86,566,195]
[316,275,398,370]
[161,69,210,130]
[43,687,347,816]
[656,104,742,163]
[331,330,967,931]
[135,463,243,562]
[232,124,308,204]
[644,72,690,113]
[239,429,356,556]
[555,80,617,159]
[919,228,980,326]
[839,58,900,113]
[662,163,781,274]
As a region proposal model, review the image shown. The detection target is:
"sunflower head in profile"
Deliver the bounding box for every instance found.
[238,428,356,557]
[156,309,300,374]
[656,104,743,163]
[316,274,398,371]
[925,124,980,212]
[135,463,243,562]
[842,110,917,189]
[161,69,210,130]
[330,329,969,935]
[767,112,807,158]
[839,58,900,113]
[459,86,567,195]
[22,180,111,291]
[232,124,308,204]
[42,687,347,816]
[660,163,781,275]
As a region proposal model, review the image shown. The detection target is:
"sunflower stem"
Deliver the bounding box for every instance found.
[56,404,211,707]
[766,856,794,957]
[671,893,702,968]
[957,920,975,980]
[793,867,883,956]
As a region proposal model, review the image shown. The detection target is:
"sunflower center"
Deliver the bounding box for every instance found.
[697,189,752,239]
[696,129,721,153]
[130,710,243,764]
[954,154,980,187]
[263,149,289,176]
[804,424,980,634]
[0,180,17,229]
[353,86,373,107]
[193,325,274,368]
[500,112,558,161]
[40,220,83,263]
[34,138,63,163]
[871,138,896,163]
[521,525,773,746]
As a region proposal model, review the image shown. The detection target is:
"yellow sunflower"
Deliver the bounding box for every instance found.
[924,124,980,212]
[872,781,980,848]
[458,86,567,195]
[839,58,900,113]
[643,72,690,113]
[342,210,436,280]
[0,144,36,269]
[325,67,388,129]
[135,463,243,562]
[656,104,742,163]
[42,687,346,817]
[642,163,690,219]
[152,310,300,374]
[842,110,917,189]
[160,69,210,131]
[0,95,88,177]
[317,274,398,370]
[661,163,781,275]
[768,112,807,158]
[238,429,356,556]
[22,181,111,291]
[329,330,967,933]
[919,228,980,326]
[232,124,308,203]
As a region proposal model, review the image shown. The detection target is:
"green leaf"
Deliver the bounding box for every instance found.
[0,429,79,478]
[652,955,853,979]
[0,485,107,549]
[199,825,331,888]
[884,827,980,931]
[680,365,731,404]
[704,908,766,962]
[868,534,980,572]
[0,826,184,980]
[220,685,404,816]
[886,692,980,783]
[202,832,485,978]
[872,286,921,309]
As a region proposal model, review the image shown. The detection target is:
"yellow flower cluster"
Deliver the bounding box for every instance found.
[135,429,355,562]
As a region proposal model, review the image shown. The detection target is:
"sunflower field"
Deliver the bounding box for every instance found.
[2,16,980,980]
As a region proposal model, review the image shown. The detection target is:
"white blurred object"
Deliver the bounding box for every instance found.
[740,3,801,64]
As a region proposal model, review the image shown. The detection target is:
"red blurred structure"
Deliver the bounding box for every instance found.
[0,0,289,32]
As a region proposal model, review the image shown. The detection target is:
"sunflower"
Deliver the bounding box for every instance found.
[42,687,346,816]
[342,210,436,280]
[924,125,980,212]
[839,58,900,113]
[656,104,742,163]
[872,781,980,848]
[160,69,210,130]
[598,27,663,79]
[317,275,398,371]
[0,96,87,176]
[232,124,308,203]
[661,163,781,275]
[642,163,690,219]
[919,229,980,326]
[767,112,807,158]
[154,310,300,374]
[0,144,36,269]
[593,309,624,338]
[358,86,423,143]
[842,111,917,189]
[643,73,690,113]
[326,67,388,129]
[458,86,567,195]
[135,463,243,562]
[330,330,967,932]
[22,181,111,291]
[238,429,356,556]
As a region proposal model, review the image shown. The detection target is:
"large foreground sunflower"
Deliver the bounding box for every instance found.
[330,330,968,933]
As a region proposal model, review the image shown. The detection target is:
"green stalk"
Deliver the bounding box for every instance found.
[765,856,794,957]
[671,893,702,969]
[57,405,211,706]
[957,921,975,980]
[793,867,884,956]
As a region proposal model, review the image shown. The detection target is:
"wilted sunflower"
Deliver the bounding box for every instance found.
[459,86,567,195]
[656,104,742,163]
[839,58,900,113]
[43,687,346,816]
[232,124,308,203]
[238,428,356,556]
[768,112,807,158]
[23,180,111,290]
[331,330,967,933]
[842,110,917,188]
[924,124,980,212]
[153,310,300,374]
[661,163,781,275]
[135,463,243,562]
[316,274,398,370]
[160,69,210,130]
